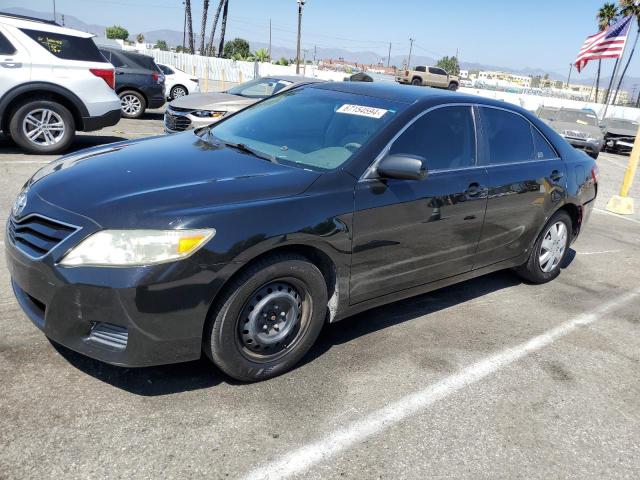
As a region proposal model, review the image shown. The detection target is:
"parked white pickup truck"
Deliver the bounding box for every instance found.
[396,66,459,91]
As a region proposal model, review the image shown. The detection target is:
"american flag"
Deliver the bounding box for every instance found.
[575,15,633,73]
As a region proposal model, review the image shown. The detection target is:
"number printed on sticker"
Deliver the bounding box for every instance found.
[337,104,389,119]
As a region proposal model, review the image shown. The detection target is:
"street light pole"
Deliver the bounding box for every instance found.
[296,0,305,74]
[567,62,573,88]
[408,38,414,70]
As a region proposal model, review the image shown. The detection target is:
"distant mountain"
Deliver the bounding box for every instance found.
[4,6,639,92]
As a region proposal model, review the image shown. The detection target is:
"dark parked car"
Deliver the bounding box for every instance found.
[99,48,165,118]
[6,83,597,382]
[600,117,638,154]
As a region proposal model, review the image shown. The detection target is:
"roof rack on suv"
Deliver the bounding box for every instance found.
[0,12,60,26]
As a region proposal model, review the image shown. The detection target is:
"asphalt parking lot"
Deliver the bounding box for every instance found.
[1,113,639,479]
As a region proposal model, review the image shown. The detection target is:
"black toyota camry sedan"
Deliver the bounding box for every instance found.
[6,82,598,382]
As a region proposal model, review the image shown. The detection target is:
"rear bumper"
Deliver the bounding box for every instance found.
[81,108,121,132]
[147,91,166,109]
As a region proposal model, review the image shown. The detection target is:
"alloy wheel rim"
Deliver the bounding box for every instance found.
[173,87,187,97]
[238,281,305,359]
[22,108,65,146]
[121,94,142,115]
[539,221,568,273]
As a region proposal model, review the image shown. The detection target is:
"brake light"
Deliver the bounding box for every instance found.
[90,68,115,89]
[591,165,599,183]
[152,71,159,82]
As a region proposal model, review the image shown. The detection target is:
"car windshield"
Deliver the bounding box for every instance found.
[209,87,407,171]
[225,77,294,98]
[537,108,558,120]
[556,110,598,126]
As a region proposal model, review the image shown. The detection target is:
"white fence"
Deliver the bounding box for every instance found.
[135,47,640,120]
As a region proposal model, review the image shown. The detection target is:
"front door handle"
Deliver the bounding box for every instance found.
[115,71,124,75]
[0,60,22,68]
[550,170,564,183]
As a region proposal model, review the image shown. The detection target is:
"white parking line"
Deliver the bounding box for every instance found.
[577,249,621,255]
[598,156,628,169]
[594,208,640,225]
[242,287,640,480]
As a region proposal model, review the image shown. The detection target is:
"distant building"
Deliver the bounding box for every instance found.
[477,70,531,88]
[459,69,469,79]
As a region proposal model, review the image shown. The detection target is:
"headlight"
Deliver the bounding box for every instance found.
[192,110,225,118]
[60,229,215,267]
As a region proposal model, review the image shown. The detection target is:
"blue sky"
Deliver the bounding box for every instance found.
[4,0,639,80]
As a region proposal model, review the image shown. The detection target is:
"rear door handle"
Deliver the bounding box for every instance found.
[0,60,22,68]
[550,170,564,183]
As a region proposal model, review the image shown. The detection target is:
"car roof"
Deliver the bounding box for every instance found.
[0,13,94,38]
[265,75,325,85]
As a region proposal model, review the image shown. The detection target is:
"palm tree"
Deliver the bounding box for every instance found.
[254,48,270,63]
[217,0,229,58]
[596,3,619,102]
[206,0,225,56]
[612,0,640,104]
[185,0,195,54]
[199,0,209,55]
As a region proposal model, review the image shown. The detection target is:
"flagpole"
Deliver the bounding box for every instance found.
[603,17,633,119]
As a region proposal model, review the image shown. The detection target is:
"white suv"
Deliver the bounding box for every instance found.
[0,13,121,154]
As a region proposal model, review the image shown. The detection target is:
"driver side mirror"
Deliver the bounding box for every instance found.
[377,154,427,180]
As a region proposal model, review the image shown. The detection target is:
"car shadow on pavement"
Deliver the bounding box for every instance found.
[0,134,129,155]
[51,252,577,396]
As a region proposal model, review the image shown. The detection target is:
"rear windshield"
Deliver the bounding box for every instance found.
[210,87,408,171]
[20,28,105,62]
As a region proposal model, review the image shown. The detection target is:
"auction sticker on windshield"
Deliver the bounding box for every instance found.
[337,104,389,119]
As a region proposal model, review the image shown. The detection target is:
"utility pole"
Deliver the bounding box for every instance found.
[268,19,272,60]
[52,0,56,22]
[313,45,317,64]
[182,1,187,52]
[387,42,391,68]
[408,37,414,70]
[61,14,65,26]
[567,62,573,89]
[296,0,305,74]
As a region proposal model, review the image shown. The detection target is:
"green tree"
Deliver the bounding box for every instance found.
[106,25,129,41]
[612,0,640,104]
[595,3,619,102]
[436,55,460,75]
[223,37,250,59]
[254,48,270,62]
[278,57,289,66]
[136,33,145,44]
[154,40,168,51]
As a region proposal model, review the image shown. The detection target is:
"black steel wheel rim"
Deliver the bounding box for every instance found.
[236,278,310,361]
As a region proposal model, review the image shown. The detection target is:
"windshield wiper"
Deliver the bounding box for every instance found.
[223,141,277,162]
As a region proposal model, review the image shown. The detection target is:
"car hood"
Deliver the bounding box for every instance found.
[169,92,258,111]
[604,125,637,136]
[27,132,320,228]
[547,120,602,138]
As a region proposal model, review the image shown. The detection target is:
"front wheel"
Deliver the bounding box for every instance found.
[515,210,572,284]
[204,254,328,382]
[411,78,422,86]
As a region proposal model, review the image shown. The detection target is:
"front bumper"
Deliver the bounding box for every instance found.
[5,198,220,367]
[164,108,224,134]
[605,136,634,153]
[563,137,602,155]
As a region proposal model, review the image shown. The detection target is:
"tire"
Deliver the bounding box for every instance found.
[515,210,572,284]
[9,100,75,154]
[588,150,599,160]
[448,82,459,91]
[411,77,422,86]
[170,84,188,100]
[204,254,328,382]
[118,90,146,119]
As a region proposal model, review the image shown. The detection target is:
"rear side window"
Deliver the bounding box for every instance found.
[109,52,128,68]
[531,127,558,160]
[415,66,426,72]
[159,64,174,75]
[480,107,535,164]
[20,28,105,62]
[390,106,476,171]
[0,32,16,55]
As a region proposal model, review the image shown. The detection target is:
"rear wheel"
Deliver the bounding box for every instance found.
[204,254,328,382]
[9,100,75,154]
[448,82,459,91]
[119,90,146,119]
[411,77,422,86]
[515,210,572,284]
[170,84,188,100]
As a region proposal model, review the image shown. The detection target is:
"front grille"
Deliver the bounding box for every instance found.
[88,322,128,350]
[8,214,78,259]
[164,111,192,132]
[168,105,194,113]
